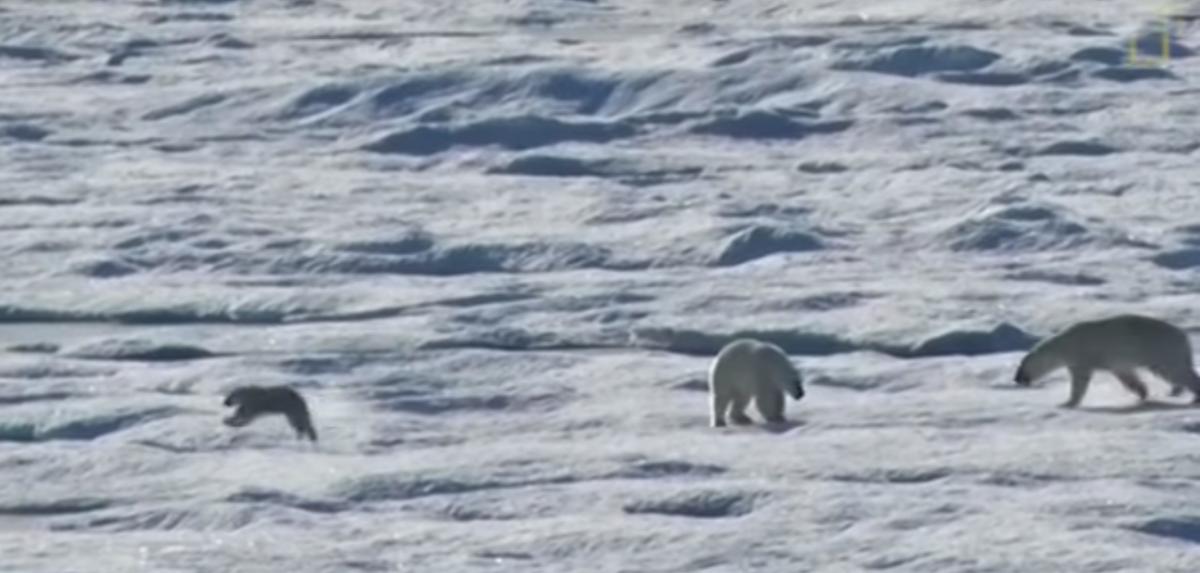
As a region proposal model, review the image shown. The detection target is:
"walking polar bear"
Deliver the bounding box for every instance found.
[222,384,319,442]
[709,338,805,427]
[1013,313,1200,408]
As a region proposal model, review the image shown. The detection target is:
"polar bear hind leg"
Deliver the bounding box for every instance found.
[710,388,731,427]
[1149,363,1200,403]
[728,388,754,425]
[710,374,753,426]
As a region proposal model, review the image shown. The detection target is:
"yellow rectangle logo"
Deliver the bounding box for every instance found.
[1128,7,1195,66]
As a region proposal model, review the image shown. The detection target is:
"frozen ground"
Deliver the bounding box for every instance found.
[4,0,1200,571]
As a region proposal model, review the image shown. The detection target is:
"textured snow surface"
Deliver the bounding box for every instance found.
[3,0,1200,571]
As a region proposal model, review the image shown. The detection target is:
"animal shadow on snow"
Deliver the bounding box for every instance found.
[1077,400,1198,415]
[759,419,806,434]
[710,418,806,434]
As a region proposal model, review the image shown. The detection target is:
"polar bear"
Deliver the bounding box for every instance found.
[222,384,318,441]
[1013,313,1200,408]
[708,338,805,427]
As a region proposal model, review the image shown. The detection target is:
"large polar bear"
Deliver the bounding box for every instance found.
[1013,313,1200,408]
[708,338,805,427]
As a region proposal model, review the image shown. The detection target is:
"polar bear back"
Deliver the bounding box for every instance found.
[710,338,800,394]
[1042,313,1196,373]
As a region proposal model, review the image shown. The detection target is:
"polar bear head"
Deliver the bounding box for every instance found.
[1013,335,1066,386]
[781,368,805,400]
[760,347,805,400]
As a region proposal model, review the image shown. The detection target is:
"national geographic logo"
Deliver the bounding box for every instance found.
[1128,5,1200,66]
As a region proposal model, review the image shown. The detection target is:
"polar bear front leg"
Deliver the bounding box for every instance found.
[1112,369,1148,402]
[754,383,786,424]
[1061,365,1092,408]
[222,404,258,427]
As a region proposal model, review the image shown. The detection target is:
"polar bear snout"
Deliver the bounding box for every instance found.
[790,383,805,400]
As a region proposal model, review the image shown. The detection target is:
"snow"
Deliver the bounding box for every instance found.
[2,0,1200,570]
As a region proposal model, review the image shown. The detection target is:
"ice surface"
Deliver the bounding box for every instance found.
[3,0,1200,571]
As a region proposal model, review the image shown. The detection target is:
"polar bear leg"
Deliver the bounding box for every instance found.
[1150,363,1200,403]
[223,405,259,428]
[754,382,785,424]
[710,388,731,427]
[728,388,753,425]
[1061,365,1093,408]
[1113,369,1148,401]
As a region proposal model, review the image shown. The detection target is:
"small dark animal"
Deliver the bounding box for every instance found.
[222,385,318,442]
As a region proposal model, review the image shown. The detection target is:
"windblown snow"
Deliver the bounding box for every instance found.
[3,0,1200,571]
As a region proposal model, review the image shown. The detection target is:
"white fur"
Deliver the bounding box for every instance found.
[1014,314,1200,408]
[708,338,805,427]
